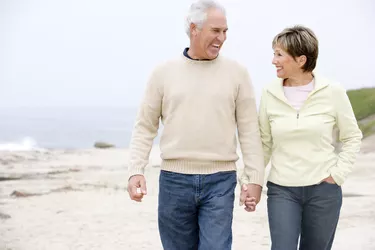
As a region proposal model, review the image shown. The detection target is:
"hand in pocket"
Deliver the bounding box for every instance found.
[322,175,336,184]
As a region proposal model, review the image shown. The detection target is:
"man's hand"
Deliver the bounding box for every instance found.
[127,175,147,202]
[240,184,256,212]
[322,175,336,184]
[240,183,262,212]
[247,183,262,204]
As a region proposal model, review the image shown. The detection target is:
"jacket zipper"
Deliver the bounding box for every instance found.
[268,85,329,129]
[297,112,299,127]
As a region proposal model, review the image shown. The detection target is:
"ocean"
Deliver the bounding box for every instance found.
[0,106,161,150]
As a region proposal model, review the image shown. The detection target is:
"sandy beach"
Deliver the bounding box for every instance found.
[1,137,374,250]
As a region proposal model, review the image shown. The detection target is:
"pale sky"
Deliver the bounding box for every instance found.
[1,0,374,108]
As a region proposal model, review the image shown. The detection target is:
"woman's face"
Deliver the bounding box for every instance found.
[272,45,304,79]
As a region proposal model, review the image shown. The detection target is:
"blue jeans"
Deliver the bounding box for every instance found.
[158,170,237,250]
[267,181,343,250]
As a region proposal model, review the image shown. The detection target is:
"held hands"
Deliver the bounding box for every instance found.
[127,175,147,202]
[240,183,263,212]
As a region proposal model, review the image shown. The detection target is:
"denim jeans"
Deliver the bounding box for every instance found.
[267,181,343,250]
[158,170,237,250]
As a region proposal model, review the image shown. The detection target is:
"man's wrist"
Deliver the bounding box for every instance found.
[248,183,263,189]
[128,174,144,181]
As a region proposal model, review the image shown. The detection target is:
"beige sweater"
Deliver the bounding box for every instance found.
[128,54,265,186]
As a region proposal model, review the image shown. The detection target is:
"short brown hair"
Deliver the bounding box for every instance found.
[272,25,319,72]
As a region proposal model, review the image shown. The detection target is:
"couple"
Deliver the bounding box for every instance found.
[127,0,362,249]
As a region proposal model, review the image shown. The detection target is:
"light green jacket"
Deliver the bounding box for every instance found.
[259,74,362,186]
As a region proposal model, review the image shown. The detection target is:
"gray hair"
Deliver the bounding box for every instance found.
[185,0,226,37]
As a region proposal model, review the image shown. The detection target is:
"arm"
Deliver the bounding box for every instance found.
[258,88,273,167]
[236,70,265,187]
[128,68,163,178]
[329,85,363,185]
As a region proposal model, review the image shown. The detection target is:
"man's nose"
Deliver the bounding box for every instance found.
[217,32,225,42]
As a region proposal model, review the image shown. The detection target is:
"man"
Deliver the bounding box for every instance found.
[127,0,264,249]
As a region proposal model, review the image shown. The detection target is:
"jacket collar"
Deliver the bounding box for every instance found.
[267,72,330,103]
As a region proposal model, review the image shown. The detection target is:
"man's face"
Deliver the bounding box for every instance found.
[192,8,228,60]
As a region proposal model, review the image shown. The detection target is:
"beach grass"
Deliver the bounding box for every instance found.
[347,87,375,121]
[347,87,375,138]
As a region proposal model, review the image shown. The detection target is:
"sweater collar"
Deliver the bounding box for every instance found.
[267,72,329,103]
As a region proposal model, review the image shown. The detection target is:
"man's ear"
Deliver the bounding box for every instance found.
[190,23,197,37]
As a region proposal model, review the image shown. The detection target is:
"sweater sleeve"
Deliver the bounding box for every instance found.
[329,85,363,185]
[236,69,265,187]
[258,88,273,167]
[127,67,163,178]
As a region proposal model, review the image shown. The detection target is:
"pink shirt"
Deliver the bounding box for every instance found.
[283,80,314,110]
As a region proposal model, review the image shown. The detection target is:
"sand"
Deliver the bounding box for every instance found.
[1,142,374,250]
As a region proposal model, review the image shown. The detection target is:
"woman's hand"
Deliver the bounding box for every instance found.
[323,175,336,184]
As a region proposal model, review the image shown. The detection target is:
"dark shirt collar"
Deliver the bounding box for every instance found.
[183,47,212,61]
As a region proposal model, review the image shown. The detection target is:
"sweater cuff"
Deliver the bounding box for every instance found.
[240,170,264,187]
[329,169,345,186]
[128,166,145,180]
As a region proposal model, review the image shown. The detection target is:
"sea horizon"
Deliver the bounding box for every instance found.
[0,106,163,150]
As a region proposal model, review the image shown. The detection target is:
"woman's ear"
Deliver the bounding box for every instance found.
[298,55,307,68]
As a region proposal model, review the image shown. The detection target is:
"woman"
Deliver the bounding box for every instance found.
[250,26,362,249]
